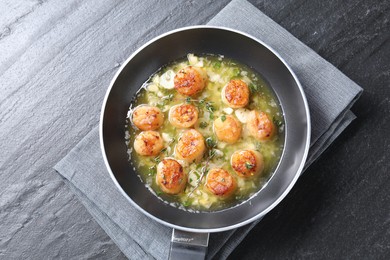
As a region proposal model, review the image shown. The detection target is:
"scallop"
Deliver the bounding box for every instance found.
[205,168,236,197]
[231,150,264,178]
[247,110,275,141]
[169,103,199,128]
[221,79,250,108]
[213,115,242,144]
[174,66,207,96]
[132,105,164,131]
[175,129,205,163]
[156,158,187,194]
[133,131,164,156]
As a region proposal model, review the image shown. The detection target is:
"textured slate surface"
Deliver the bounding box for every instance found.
[0,0,388,259]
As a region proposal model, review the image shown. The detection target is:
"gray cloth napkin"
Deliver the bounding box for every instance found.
[54,0,362,259]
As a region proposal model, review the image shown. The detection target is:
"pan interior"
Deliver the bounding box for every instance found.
[101,27,309,232]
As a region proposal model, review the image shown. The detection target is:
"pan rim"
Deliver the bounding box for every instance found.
[100,25,311,233]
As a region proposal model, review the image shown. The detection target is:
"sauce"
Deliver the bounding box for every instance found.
[125,54,284,212]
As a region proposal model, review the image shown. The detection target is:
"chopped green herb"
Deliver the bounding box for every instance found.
[273,117,283,127]
[245,162,254,169]
[206,102,215,113]
[154,156,161,163]
[148,165,156,176]
[220,115,226,122]
[209,149,216,158]
[233,68,240,76]
[160,147,169,155]
[249,83,259,93]
[213,61,221,69]
[199,122,208,128]
[183,200,192,207]
[185,97,191,103]
[206,137,217,149]
[193,171,200,179]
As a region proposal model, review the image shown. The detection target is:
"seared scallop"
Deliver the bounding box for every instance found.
[221,79,250,108]
[156,158,187,194]
[205,168,236,197]
[247,110,275,141]
[174,66,207,96]
[169,103,199,128]
[213,115,242,144]
[175,129,205,163]
[134,131,164,156]
[231,150,264,178]
[132,105,164,131]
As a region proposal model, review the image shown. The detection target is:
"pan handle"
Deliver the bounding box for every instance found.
[169,229,209,260]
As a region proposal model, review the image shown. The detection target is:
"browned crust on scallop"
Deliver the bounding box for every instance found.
[134,131,163,156]
[170,104,198,127]
[175,129,205,160]
[214,115,242,143]
[231,150,263,178]
[174,66,206,96]
[205,168,236,197]
[224,79,250,108]
[247,111,275,141]
[156,159,186,194]
[132,106,164,130]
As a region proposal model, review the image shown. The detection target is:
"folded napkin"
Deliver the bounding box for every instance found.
[54,0,362,259]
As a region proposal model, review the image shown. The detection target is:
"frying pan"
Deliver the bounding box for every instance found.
[100,26,310,259]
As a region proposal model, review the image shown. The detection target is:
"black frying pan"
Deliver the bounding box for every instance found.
[100,26,310,259]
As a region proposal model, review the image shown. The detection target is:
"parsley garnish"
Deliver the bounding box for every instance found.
[199,122,208,128]
[245,162,254,169]
[148,165,156,176]
[206,137,217,149]
[205,102,215,113]
[273,117,283,127]
[183,199,192,207]
[249,83,259,93]
[213,61,221,69]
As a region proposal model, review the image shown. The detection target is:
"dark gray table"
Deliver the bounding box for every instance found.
[0,0,389,259]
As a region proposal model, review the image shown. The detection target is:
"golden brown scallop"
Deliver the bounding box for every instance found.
[133,131,164,156]
[221,79,250,108]
[205,168,236,197]
[174,66,207,96]
[213,115,242,144]
[247,110,275,141]
[132,105,164,131]
[156,158,187,194]
[175,129,205,163]
[169,103,199,128]
[231,150,264,178]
